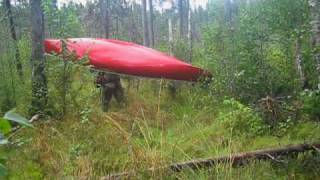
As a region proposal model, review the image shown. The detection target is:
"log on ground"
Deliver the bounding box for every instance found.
[103,143,320,179]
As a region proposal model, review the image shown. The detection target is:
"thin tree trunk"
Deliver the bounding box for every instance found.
[137,0,150,91]
[187,0,192,62]
[4,0,23,79]
[224,0,232,24]
[168,18,173,56]
[148,0,157,92]
[309,0,320,89]
[295,37,306,88]
[61,40,69,116]
[142,0,150,47]
[100,0,110,38]
[148,0,154,47]
[178,0,184,38]
[168,17,179,97]
[49,0,58,37]
[51,0,57,9]
[30,0,48,115]
[116,16,119,38]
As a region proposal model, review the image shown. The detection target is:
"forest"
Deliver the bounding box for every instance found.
[0,0,320,179]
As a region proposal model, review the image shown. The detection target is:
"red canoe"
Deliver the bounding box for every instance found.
[44,38,210,81]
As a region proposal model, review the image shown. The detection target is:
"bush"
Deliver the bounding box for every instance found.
[300,89,320,121]
[217,98,266,137]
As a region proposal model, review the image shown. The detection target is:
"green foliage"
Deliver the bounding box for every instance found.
[0,119,11,135]
[217,98,266,136]
[0,161,7,177]
[288,122,320,141]
[79,107,91,124]
[1,0,320,178]
[4,110,33,128]
[275,117,295,136]
[300,89,320,121]
[0,111,33,178]
[0,110,32,137]
[43,0,85,38]
[203,0,310,102]
[173,39,190,61]
[46,50,96,118]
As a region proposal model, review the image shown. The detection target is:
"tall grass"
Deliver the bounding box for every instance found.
[2,78,320,179]
[0,38,319,179]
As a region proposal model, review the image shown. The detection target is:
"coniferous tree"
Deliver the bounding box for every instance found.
[148,0,154,47]
[30,0,48,115]
[142,0,149,46]
[4,0,23,79]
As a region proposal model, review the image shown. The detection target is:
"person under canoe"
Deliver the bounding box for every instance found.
[95,72,124,112]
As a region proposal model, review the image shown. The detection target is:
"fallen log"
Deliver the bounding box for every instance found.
[169,143,320,172]
[102,143,320,179]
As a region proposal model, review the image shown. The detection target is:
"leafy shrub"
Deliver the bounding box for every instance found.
[0,110,33,177]
[300,89,320,121]
[217,98,266,137]
[275,117,295,136]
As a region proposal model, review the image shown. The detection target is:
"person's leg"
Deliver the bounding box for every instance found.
[101,86,113,112]
[114,83,125,106]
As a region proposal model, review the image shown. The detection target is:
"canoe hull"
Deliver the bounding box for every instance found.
[44,38,210,81]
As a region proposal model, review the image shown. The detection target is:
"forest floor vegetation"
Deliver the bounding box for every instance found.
[2,81,320,179]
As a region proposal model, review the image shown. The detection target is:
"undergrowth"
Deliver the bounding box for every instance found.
[1,80,320,179]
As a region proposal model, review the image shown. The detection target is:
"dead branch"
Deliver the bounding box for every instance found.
[102,143,320,179]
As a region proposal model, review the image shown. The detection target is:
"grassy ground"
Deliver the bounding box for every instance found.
[1,80,320,179]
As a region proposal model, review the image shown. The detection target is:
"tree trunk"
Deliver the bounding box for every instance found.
[4,0,23,79]
[295,37,307,88]
[178,0,184,38]
[100,0,110,38]
[48,0,58,37]
[142,0,149,47]
[168,17,173,56]
[30,0,48,115]
[309,0,320,89]
[51,0,57,9]
[224,0,232,24]
[115,16,119,38]
[168,16,179,97]
[138,0,150,91]
[187,0,192,62]
[148,0,155,47]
